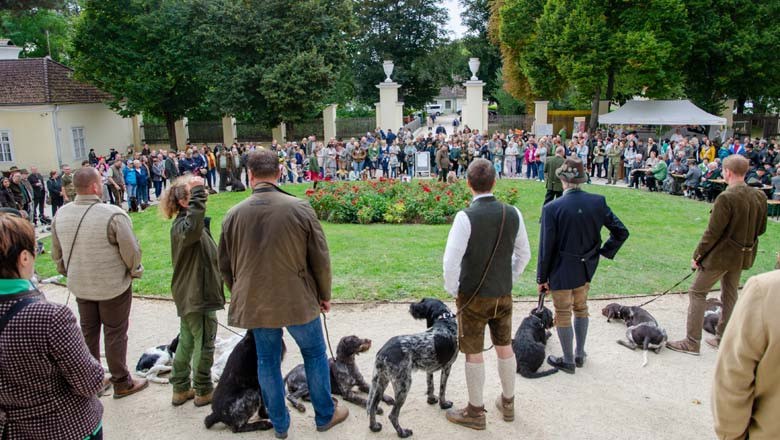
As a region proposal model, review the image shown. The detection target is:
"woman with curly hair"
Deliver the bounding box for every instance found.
[159,175,225,407]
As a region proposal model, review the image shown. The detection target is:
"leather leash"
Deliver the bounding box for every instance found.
[635,268,697,308]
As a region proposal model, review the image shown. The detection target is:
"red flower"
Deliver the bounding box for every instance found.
[305,189,315,197]
[352,186,360,193]
[423,186,431,193]
[435,195,441,201]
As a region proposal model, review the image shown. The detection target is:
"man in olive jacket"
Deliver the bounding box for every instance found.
[543,146,565,206]
[218,149,347,438]
[667,155,767,355]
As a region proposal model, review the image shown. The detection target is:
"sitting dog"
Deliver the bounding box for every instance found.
[205,331,285,433]
[512,306,558,378]
[285,335,394,414]
[604,303,667,367]
[368,298,458,438]
[135,335,179,384]
[703,298,722,335]
[446,171,457,184]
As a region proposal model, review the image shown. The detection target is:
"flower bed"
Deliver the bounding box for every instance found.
[307,179,520,224]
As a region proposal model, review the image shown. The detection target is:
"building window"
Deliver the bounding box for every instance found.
[445,100,452,110]
[72,127,86,159]
[0,130,13,163]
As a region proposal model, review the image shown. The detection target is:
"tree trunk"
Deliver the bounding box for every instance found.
[588,85,601,134]
[165,112,178,151]
[605,69,615,112]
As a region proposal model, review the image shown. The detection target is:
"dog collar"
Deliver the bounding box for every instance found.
[437,312,455,320]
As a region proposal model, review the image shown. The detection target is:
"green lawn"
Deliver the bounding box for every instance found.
[35,180,780,301]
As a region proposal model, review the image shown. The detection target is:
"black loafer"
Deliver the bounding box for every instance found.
[575,355,586,368]
[547,356,575,374]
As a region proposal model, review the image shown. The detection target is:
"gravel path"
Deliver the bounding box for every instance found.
[41,285,718,440]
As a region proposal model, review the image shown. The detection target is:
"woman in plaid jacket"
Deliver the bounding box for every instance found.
[0,212,105,440]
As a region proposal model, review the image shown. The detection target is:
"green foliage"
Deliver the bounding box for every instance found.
[72,0,207,148]
[191,0,353,126]
[0,7,74,63]
[352,0,450,110]
[683,0,780,114]
[309,180,520,225]
[459,0,502,99]
[498,0,692,124]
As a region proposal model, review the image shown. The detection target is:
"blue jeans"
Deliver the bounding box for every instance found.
[252,317,333,434]
[537,162,545,181]
[125,183,136,202]
[137,183,149,204]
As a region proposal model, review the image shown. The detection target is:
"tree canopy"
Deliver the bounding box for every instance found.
[0,5,76,63]
[352,0,450,110]
[459,0,502,100]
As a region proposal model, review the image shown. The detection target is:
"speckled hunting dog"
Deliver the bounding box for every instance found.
[367,298,458,438]
[285,335,394,414]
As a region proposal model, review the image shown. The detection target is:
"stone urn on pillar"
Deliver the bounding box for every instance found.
[468,57,480,81]
[383,60,394,83]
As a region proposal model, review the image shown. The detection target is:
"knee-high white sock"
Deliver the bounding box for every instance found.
[464,361,485,408]
[497,356,516,399]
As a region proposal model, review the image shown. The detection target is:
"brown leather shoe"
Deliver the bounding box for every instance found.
[705,336,720,350]
[194,391,213,407]
[172,389,195,406]
[446,403,486,430]
[666,339,700,356]
[113,378,148,399]
[316,399,349,432]
[495,395,514,422]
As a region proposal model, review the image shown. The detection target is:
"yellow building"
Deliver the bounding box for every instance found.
[0,40,135,174]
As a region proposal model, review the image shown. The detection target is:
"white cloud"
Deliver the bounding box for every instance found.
[440,0,466,39]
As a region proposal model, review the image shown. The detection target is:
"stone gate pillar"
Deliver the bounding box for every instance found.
[376,60,403,132]
[463,58,486,133]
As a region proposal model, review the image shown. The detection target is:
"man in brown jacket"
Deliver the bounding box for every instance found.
[712,270,780,440]
[436,143,450,182]
[218,149,347,439]
[667,155,767,355]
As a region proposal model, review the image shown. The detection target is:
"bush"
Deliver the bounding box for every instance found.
[308,180,522,224]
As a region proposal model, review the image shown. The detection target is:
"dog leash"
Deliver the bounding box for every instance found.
[210,317,243,337]
[321,312,336,360]
[635,268,697,308]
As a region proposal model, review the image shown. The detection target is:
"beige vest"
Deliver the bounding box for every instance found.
[53,198,138,300]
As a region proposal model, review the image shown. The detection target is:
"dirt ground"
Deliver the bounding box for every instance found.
[41,285,719,440]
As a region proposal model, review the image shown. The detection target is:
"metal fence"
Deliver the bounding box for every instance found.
[287,119,324,141]
[336,117,375,139]
[187,121,223,144]
[141,123,169,144]
[236,122,273,143]
[487,115,533,133]
[733,114,780,138]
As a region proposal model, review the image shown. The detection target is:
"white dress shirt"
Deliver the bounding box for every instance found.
[442,193,532,296]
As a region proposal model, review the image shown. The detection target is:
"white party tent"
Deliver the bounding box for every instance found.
[598,99,726,126]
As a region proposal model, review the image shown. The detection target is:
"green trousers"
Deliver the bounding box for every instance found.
[170,311,217,395]
[607,160,619,182]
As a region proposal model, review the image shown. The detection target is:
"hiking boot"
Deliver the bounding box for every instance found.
[446,403,486,430]
[316,399,349,432]
[274,431,288,439]
[172,389,195,406]
[705,337,720,350]
[575,354,587,368]
[114,378,148,399]
[194,391,213,407]
[495,395,514,422]
[667,339,700,356]
[547,356,575,374]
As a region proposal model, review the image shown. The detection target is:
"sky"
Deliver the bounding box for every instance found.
[440,0,466,39]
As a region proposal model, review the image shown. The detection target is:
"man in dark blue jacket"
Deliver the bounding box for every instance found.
[537,157,629,373]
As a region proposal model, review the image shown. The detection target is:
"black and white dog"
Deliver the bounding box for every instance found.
[602,303,667,367]
[135,335,179,384]
[285,335,394,414]
[367,298,458,438]
[703,298,722,335]
[204,331,285,433]
[512,306,558,378]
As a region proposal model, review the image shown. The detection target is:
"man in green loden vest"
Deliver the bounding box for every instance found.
[606,141,624,184]
[443,158,531,430]
[667,155,767,355]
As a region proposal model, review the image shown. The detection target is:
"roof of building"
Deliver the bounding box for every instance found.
[0,57,112,106]
[436,86,466,100]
